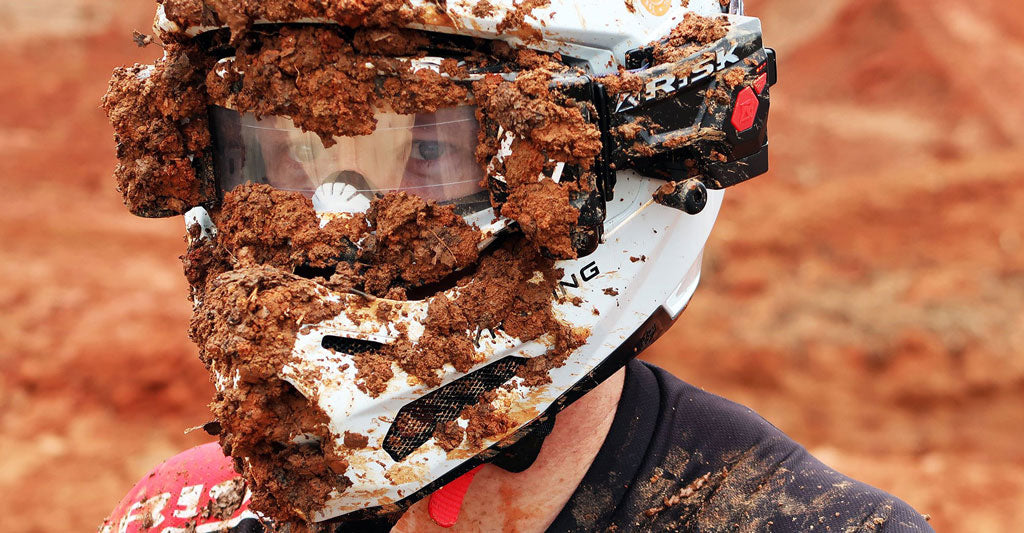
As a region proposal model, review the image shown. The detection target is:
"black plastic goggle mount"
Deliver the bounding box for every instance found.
[547,18,777,258]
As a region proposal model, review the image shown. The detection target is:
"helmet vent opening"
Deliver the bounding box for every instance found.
[295,263,339,280]
[383,356,527,461]
[321,336,385,355]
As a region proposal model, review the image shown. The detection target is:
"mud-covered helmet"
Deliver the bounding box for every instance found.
[103,0,775,527]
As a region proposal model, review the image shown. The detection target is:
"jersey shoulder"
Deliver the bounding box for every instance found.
[636,363,934,532]
[99,442,263,533]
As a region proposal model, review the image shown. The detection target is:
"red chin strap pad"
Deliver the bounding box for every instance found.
[427,465,485,528]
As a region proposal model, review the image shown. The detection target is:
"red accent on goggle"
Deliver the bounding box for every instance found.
[753,72,768,95]
[731,87,759,133]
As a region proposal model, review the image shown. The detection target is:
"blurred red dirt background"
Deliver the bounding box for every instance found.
[1,1,1022,530]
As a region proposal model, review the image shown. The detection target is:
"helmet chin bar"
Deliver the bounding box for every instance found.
[320,306,679,527]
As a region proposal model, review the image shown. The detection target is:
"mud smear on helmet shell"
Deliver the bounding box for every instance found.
[495,0,551,41]
[158,0,431,42]
[472,67,603,257]
[188,266,351,521]
[102,0,713,526]
[652,12,729,63]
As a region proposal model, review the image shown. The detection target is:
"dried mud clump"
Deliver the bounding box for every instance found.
[372,238,585,390]
[207,26,469,145]
[595,68,644,97]
[473,69,603,257]
[433,420,464,452]
[102,42,215,217]
[364,192,480,289]
[501,178,580,259]
[721,67,746,89]
[474,70,601,166]
[470,0,497,18]
[343,431,370,449]
[187,184,483,299]
[495,0,551,39]
[462,393,516,449]
[189,266,348,523]
[653,13,730,64]
[443,240,589,386]
[159,0,424,41]
[214,184,350,270]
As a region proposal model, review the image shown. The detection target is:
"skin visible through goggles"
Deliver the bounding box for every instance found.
[218,105,485,210]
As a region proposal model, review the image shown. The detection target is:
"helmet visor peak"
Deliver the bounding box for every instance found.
[210,105,488,215]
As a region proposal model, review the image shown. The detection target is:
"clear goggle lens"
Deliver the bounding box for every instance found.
[210,105,489,216]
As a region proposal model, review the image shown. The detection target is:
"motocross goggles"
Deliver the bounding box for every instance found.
[210,104,492,218]
[119,15,776,260]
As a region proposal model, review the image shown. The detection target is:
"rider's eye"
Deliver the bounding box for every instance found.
[291,144,316,163]
[411,141,446,161]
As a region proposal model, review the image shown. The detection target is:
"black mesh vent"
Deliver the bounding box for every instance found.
[383,356,527,461]
[321,336,385,355]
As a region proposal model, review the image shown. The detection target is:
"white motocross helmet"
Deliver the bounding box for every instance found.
[110,0,775,528]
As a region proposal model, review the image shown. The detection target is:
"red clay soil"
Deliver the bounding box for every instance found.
[1,0,1023,531]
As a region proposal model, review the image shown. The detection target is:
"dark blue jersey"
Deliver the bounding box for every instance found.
[547,360,933,532]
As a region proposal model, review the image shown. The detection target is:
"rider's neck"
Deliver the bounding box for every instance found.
[393,368,626,532]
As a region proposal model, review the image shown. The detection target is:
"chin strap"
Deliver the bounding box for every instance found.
[491,414,555,473]
[428,414,556,528]
[330,415,557,531]
[428,464,485,527]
